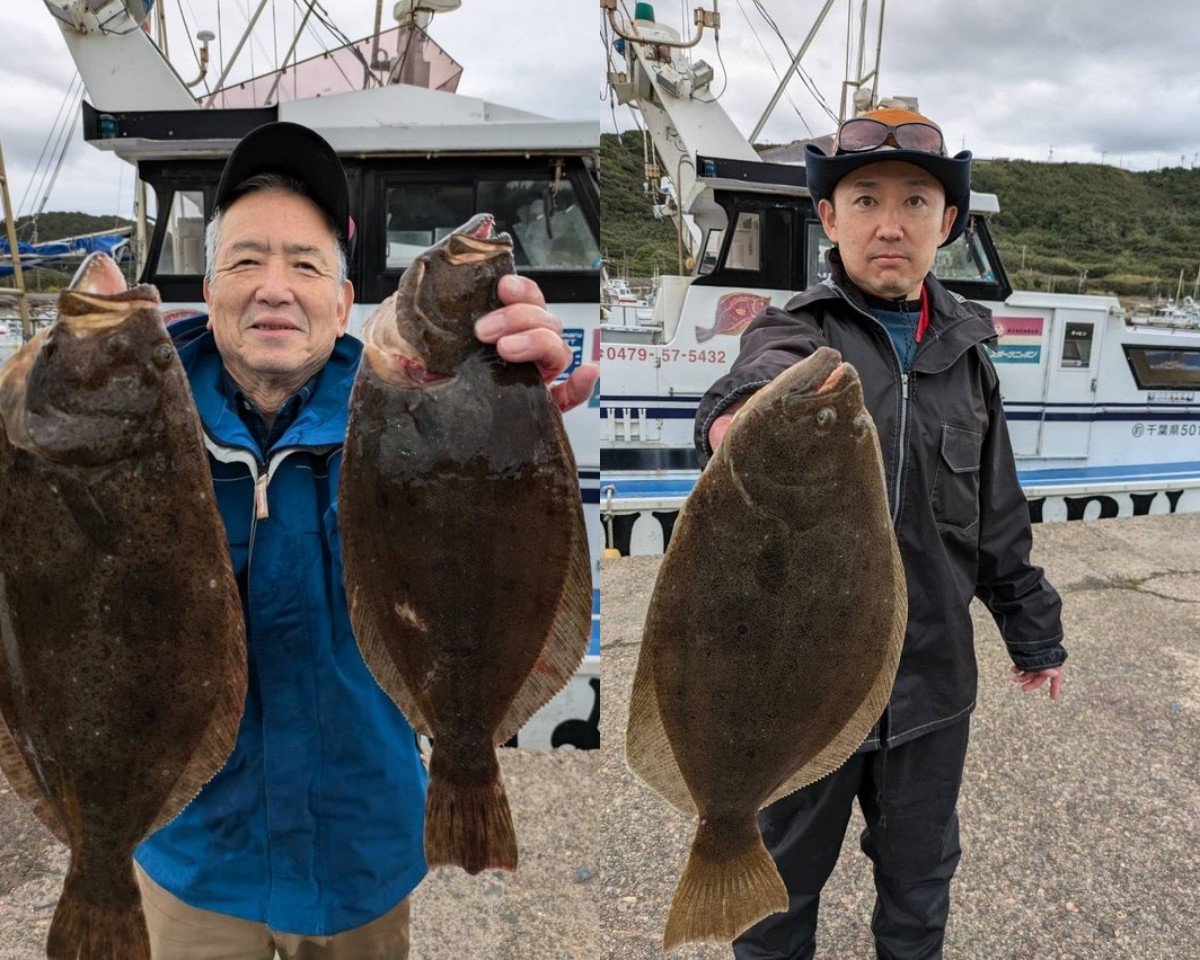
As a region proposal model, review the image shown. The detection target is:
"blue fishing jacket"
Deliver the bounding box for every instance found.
[134,317,429,935]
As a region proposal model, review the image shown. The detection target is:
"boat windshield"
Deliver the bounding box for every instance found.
[805,219,1000,287]
[385,178,599,270]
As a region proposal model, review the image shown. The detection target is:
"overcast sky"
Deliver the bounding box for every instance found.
[3,1,1198,222]
[607,0,1200,169]
[0,0,598,219]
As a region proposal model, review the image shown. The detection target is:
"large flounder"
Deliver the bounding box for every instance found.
[626,346,907,949]
[0,254,247,960]
[339,214,591,874]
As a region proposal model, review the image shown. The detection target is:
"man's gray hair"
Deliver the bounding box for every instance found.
[204,173,348,288]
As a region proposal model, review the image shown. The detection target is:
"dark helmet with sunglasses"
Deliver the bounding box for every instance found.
[805,106,972,246]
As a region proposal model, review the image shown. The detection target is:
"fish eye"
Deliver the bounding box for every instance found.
[853,414,871,437]
[816,407,836,427]
[152,343,174,368]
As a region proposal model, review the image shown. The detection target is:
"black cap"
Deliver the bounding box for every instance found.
[215,121,351,243]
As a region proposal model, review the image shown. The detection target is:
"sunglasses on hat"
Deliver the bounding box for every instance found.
[835,117,946,156]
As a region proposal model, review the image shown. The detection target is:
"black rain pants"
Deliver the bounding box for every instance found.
[732,718,971,960]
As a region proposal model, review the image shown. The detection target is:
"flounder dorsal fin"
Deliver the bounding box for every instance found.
[348,583,433,738]
[762,532,907,805]
[493,411,592,746]
[0,712,70,846]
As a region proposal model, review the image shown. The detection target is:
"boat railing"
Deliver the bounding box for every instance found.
[204,23,463,109]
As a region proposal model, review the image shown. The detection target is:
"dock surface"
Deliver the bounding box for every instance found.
[599,513,1200,960]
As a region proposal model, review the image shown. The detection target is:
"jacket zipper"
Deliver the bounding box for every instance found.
[827,285,914,754]
[828,282,910,526]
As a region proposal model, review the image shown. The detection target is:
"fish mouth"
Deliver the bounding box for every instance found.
[817,362,850,393]
[793,346,857,399]
[445,214,513,265]
[57,253,160,337]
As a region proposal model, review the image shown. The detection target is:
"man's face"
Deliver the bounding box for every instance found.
[204,188,353,393]
[817,160,957,300]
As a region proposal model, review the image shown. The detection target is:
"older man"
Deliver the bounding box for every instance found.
[695,107,1066,960]
[131,121,596,959]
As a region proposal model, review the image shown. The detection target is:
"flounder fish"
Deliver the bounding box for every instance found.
[339,213,591,873]
[0,254,247,960]
[626,346,906,949]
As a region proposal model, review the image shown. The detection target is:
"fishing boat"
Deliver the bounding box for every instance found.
[599,1,1200,555]
[30,0,601,748]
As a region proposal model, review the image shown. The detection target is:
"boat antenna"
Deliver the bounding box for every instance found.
[371,0,387,71]
[183,31,216,89]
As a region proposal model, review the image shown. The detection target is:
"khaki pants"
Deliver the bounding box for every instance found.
[135,863,411,960]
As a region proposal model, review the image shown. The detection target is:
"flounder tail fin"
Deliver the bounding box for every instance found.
[694,325,716,343]
[662,815,788,951]
[46,860,150,960]
[424,747,518,874]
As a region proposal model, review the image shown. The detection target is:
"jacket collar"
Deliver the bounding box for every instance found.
[171,315,362,455]
[785,249,998,374]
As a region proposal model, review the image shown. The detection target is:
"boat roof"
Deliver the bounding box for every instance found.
[83,84,598,163]
[1006,291,1122,311]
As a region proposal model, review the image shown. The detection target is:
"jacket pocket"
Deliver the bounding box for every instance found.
[933,423,982,530]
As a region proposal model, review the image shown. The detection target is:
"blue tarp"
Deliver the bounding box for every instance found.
[0,234,131,278]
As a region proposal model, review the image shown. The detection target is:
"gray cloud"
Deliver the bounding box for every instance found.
[606,0,1200,171]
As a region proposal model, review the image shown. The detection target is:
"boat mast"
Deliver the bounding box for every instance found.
[204,0,273,107]
[748,0,838,143]
[840,0,887,120]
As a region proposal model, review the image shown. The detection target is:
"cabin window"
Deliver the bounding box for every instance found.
[157,190,206,275]
[804,217,1001,288]
[806,221,833,284]
[1061,322,1094,368]
[697,229,723,276]
[384,183,475,268]
[1122,345,1200,390]
[725,212,761,271]
[383,178,599,271]
[477,179,598,270]
[933,228,998,284]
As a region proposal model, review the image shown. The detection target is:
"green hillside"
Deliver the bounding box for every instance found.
[602,132,1200,299]
[971,160,1200,297]
[600,130,684,277]
[13,211,133,242]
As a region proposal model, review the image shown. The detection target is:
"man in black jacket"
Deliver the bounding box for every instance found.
[694,107,1066,960]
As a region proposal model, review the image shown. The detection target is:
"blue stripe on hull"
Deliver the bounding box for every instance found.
[603,406,1200,424]
[603,461,1200,501]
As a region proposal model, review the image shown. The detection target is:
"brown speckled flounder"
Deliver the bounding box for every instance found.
[626,346,906,949]
[339,213,591,875]
[0,254,247,960]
